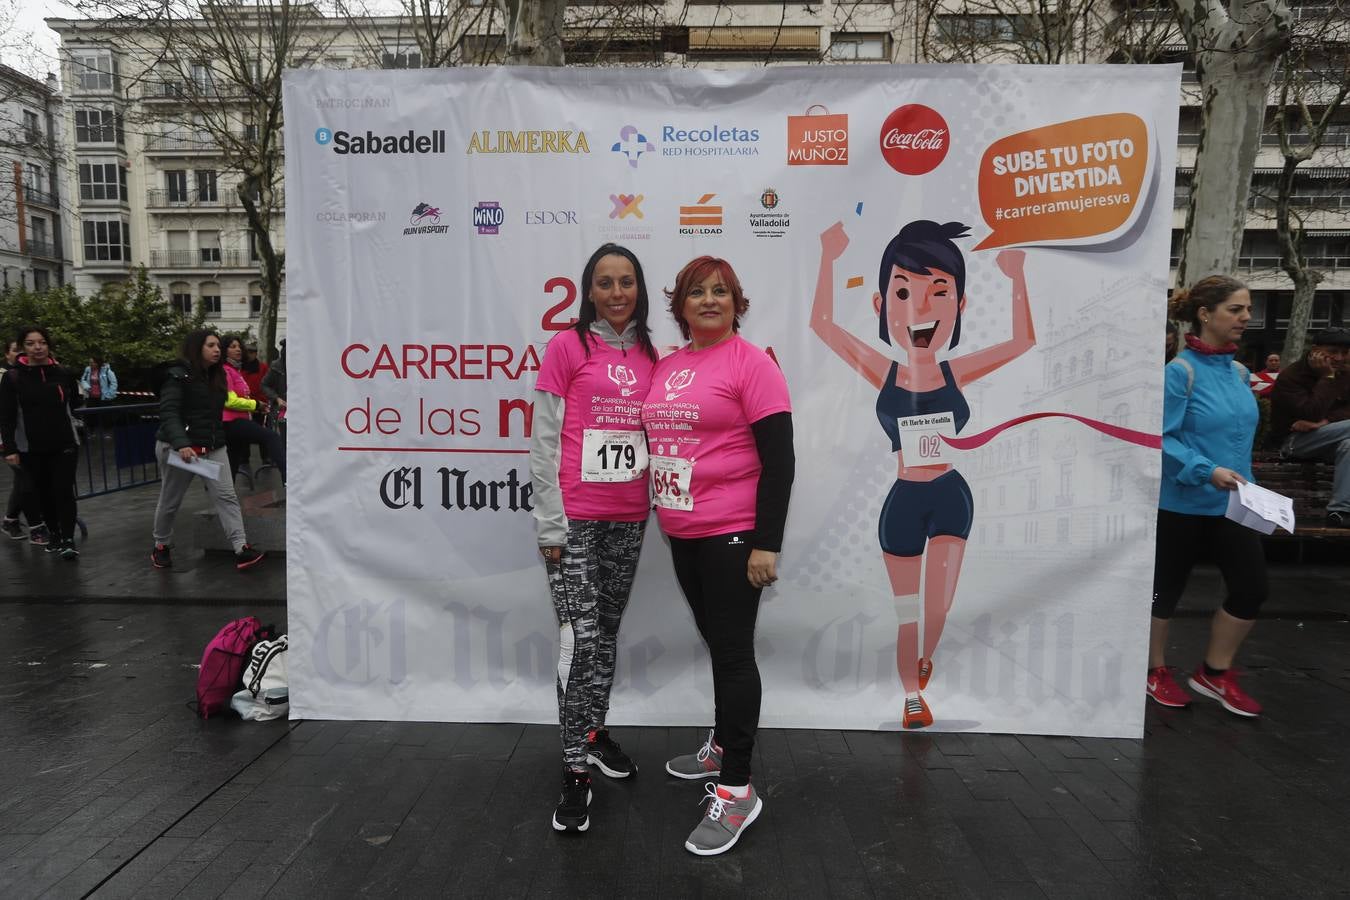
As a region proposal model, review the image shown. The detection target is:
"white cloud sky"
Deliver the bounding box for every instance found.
[3,0,79,81]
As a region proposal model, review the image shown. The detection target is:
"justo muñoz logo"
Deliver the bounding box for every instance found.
[879,105,950,175]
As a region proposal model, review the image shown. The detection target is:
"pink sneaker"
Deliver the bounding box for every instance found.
[1188,667,1261,717]
[1146,666,1192,708]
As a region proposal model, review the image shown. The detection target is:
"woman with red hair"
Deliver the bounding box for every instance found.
[642,256,795,856]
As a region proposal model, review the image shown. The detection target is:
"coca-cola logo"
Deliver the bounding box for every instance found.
[879,105,950,175]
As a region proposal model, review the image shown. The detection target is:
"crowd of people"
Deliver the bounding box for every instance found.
[0,325,286,570]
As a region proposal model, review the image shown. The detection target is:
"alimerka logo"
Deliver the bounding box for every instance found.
[880,105,949,175]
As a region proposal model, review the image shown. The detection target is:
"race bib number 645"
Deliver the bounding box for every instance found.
[650,455,693,510]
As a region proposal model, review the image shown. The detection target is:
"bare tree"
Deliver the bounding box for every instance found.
[1171,0,1291,287]
[71,0,338,358]
[1265,23,1350,363]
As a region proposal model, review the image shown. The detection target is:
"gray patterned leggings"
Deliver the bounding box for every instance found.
[546,518,646,770]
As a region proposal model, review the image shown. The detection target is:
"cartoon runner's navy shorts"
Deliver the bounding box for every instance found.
[878,470,975,557]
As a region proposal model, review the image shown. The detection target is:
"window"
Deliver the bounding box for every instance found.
[73,52,117,91]
[936,14,1039,42]
[381,46,422,69]
[170,283,193,314]
[24,163,44,194]
[199,231,221,264]
[200,282,221,314]
[166,170,187,203]
[1110,465,1124,501]
[1058,462,1074,505]
[23,110,40,142]
[167,230,190,266]
[1083,350,1094,375]
[1056,516,1070,545]
[75,109,123,144]
[31,216,48,245]
[196,170,218,202]
[191,61,214,95]
[78,162,127,201]
[33,269,50,291]
[82,218,130,262]
[828,33,888,61]
[249,283,263,317]
[1027,476,1038,511]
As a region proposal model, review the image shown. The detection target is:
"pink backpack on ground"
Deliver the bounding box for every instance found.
[196,616,267,718]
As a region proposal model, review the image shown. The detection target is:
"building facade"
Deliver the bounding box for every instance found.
[0,65,69,292]
[45,1,1348,352]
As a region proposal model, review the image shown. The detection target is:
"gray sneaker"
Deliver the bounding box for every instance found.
[684,782,762,856]
[665,728,722,780]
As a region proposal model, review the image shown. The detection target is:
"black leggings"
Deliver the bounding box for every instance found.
[5,464,40,525]
[224,418,286,482]
[669,531,764,787]
[21,449,78,543]
[1152,509,1268,621]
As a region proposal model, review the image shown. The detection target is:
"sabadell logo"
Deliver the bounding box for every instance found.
[314,126,446,155]
[879,105,949,175]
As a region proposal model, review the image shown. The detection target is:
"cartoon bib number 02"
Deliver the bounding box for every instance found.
[898,412,958,466]
[650,455,694,510]
[581,430,649,483]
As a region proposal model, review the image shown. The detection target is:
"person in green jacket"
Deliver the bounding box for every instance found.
[150,329,264,571]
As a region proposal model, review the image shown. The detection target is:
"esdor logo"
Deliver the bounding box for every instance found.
[879,105,949,176]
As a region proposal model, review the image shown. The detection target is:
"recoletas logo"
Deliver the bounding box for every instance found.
[315,126,446,155]
[612,125,655,168]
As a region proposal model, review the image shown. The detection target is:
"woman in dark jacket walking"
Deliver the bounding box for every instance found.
[150,329,263,570]
[0,327,81,559]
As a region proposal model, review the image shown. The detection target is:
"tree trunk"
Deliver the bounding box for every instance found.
[239,182,283,361]
[1178,56,1278,288]
[1171,0,1290,290]
[498,0,565,65]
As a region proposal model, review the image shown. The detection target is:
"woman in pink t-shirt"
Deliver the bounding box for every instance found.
[529,243,658,834]
[642,256,795,857]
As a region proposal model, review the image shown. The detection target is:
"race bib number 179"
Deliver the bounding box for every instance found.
[581,429,648,483]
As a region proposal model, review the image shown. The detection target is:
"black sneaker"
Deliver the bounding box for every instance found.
[1329,511,1348,528]
[586,728,636,779]
[1,518,25,540]
[29,525,50,547]
[234,545,265,570]
[151,543,172,569]
[44,535,63,554]
[59,539,79,560]
[551,769,592,832]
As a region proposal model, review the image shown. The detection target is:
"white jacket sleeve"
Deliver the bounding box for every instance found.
[528,389,568,547]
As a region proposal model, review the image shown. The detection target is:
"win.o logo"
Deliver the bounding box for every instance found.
[315,127,333,145]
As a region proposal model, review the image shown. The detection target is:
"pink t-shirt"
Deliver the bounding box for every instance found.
[223,364,252,422]
[641,335,791,538]
[536,330,655,522]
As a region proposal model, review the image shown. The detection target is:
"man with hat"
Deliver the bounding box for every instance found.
[1269,327,1350,526]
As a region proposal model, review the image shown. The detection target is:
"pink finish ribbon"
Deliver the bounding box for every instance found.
[942,411,1162,451]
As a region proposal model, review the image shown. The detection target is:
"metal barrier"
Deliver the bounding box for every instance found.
[75,403,161,499]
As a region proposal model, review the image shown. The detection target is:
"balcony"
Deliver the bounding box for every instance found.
[23,187,58,208]
[27,240,59,260]
[144,133,217,153]
[149,249,248,269]
[1237,256,1350,273]
[146,189,238,211]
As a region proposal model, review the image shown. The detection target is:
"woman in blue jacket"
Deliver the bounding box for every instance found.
[80,354,118,406]
[1149,276,1265,717]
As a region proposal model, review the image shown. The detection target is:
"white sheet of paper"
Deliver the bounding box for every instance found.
[166,453,223,481]
[1224,480,1296,535]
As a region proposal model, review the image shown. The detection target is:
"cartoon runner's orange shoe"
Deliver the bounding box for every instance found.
[902,694,933,729]
[917,657,933,690]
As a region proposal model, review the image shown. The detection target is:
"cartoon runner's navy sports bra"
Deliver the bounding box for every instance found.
[876,360,971,452]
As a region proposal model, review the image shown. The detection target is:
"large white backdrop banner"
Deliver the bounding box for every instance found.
[284,64,1179,738]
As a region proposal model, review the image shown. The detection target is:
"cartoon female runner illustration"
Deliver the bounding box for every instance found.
[813,219,1034,729]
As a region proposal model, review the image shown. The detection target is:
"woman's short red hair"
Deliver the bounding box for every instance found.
[664,256,750,340]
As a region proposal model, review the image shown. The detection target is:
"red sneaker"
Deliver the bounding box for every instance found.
[1146,666,1192,708]
[917,657,934,691]
[902,693,933,729]
[1188,667,1261,717]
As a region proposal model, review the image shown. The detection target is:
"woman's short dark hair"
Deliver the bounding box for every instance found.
[15,325,52,350]
[180,328,225,391]
[1168,275,1247,331]
[876,220,971,349]
[573,243,657,362]
[665,256,750,341]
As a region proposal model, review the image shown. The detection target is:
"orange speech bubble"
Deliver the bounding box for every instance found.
[975,113,1149,250]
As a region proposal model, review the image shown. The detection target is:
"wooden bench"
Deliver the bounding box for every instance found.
[1251,451,1349,556]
